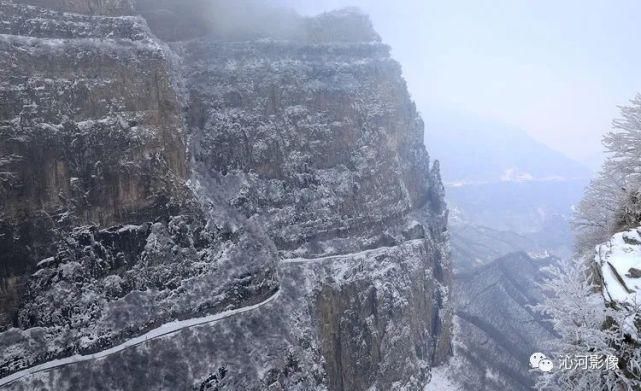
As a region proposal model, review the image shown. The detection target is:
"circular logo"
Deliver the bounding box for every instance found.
[539,358,554,372]
[530,352,546,368]
[530,352,553,372]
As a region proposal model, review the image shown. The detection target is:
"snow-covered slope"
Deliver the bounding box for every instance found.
[424,362,463,391]
[595,226,641,305]
[448,252,558,391]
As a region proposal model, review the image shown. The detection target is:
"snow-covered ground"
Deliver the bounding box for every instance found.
[595,226,641,305]
[424,364,462,391]
[0,290,281,387]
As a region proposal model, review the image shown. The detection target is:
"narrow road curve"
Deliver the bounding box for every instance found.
[0,289,281,388]
[1,239,423,388]
[281,238,425,264]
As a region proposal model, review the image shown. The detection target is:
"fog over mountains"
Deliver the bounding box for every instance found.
[425,110,589,267]
[425,110,590,185]
[422,110,583,390]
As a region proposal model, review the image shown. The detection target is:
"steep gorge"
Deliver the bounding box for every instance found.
[0,1,451,389]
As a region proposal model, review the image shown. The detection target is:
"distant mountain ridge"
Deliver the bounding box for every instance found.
[424,110,591,184]
[449,252,559,391]
[424,109,588,252]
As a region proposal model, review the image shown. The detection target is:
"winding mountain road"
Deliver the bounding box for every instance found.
[1,240,424,388]
[0,289,281,388]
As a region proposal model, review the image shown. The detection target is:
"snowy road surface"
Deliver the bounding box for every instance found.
[281,239,425,264]
[1,240,424,387]
[0,289,281,387]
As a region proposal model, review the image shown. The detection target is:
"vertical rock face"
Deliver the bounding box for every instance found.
[0,0,278,379]
[0,1,451,390]
[0,0,190,326]
[181,38,438,259]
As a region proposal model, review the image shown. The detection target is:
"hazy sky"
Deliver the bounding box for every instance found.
[274,0,641,169]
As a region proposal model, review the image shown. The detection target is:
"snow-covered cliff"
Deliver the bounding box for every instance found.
[0,1,451,390]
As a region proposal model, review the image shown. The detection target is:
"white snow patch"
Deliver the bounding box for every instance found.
[36,257,55,268]
[424,365,462,391]
[595,226,641,305]
[500,167,533,182]
[117,224,141,233]
[528,249,550,259]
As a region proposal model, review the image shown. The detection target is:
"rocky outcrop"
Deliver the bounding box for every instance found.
[0,0,278,379]
[594,226,641,305]
[16,0,134,15]
[0,0,191,328]
[0,1,451,389]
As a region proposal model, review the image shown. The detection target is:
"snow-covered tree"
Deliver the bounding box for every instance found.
[573,171,623,254]
[603,95,641,180]
[555,94,641,390]
[574,95,641,253]
[534,259,641,390]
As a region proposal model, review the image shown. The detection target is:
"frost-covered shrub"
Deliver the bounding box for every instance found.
[574,95,641,253]
[534,259,641,390]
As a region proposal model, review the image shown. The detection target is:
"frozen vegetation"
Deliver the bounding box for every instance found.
[532,97,641,390]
